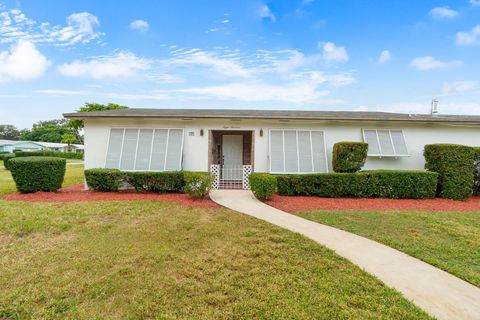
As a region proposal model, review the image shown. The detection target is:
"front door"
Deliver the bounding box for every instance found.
[222,135,243,180]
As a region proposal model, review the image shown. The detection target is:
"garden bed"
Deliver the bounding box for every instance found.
[2,184,219,208]
[266,194,480,212]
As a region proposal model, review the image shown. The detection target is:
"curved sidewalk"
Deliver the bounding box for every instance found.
[210,190,480,320]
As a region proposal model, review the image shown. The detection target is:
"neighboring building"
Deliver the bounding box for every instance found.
[0,140,84,153]
[64,108,480,189]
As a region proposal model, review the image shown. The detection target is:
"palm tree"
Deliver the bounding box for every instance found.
[61,133,77,152]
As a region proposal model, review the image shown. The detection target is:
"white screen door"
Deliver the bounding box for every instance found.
[222,135,243,180]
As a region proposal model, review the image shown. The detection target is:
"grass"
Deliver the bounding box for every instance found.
[0,201,431,319]
[297,210,480,287]
[0,162,84,196]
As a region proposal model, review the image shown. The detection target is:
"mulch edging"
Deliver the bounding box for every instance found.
[266,194,480,212]
[2,184,219,209]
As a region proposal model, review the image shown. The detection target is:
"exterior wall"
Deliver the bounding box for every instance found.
[83,118,480,172]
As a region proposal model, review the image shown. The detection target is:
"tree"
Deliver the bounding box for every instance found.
[68,103,128,143]
[0,125,21,140]
[21,119,79,143]
[61,133,78,152]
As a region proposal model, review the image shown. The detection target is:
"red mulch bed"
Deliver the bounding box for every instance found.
[2,184,219,209]
[266,194,480,212]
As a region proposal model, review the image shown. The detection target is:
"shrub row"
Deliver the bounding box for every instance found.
[473,147,480,196]
[2,153,16,170]
[276,170,438,199]
[249,173,276,201]
[15,150,84,160]
[424,144,475,200]
[332,142,368,173]
[9,157,66,193]
[84,169,214,198]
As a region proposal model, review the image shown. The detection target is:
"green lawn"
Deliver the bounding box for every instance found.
[297,210,480,287]
[0,201,430,319]
[0,162,84,196]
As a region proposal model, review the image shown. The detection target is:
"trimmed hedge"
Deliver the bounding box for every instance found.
[249,173,277,201]
[85,169,123,192]
[9,157,66,193]
[2,153,16,170]
[332,142,368,173]
[15,150,84,160]
[424,144,475,200]
[125,171,184,193]
[277,170,438,199]
[473,147,480,196]
[183,172,214,198]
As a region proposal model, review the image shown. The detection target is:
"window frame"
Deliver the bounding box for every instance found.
[268,128,329,174]
[104,127,185,171]
[362,128,409,157]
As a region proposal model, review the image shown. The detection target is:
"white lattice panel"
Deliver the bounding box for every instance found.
[242,165,252,190]
[210,164,220,190]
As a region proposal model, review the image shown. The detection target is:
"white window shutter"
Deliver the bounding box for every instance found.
[135,129,154,170]
[297,130,313,172]
[364,130,380,155]
[378,130,395,155]
[120,129,138,170]
[284,130,298,172]
[391,130,408,155]
[150,129,168,171]
[105,129,124,169]
[270,130,284,173]
[311,131,327,173]
[165,129,184,171]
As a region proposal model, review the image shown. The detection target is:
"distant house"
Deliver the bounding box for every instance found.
[64,108,480,189]
[0,140,84,153]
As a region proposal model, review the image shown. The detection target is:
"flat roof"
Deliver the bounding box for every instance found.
[63,108,480,124]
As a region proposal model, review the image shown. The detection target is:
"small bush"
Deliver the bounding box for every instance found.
[249,173,277,201]
[15,150,84,160]
[2,153,16,170]
[124,171,184,193]
[9,157,66,193]
[183,172,214,198]
[332,142,368,173]
[85,169,123,192]
[277,170,438,199]
[473,147,480,196]
[424,144,475,200]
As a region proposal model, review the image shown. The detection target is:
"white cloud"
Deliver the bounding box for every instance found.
[378,50,391,64]
[410,56,461,70]
[260,5,276,22]
[129,19,149,32]
[470,0,480,6]
[58,51,151,79]
[107,92,169,100]
[429,7,459,19]
[0,8,103,46]
[168,48,251,77]
[441,81,478,95]
[0,40,49,82]
[34,89,87,95]
[220,19,230,24]
[319,41,349,63]
[456,25,480,45]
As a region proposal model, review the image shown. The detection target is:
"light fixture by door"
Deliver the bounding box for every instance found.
[200,129,204,136]
[259,129,264,137]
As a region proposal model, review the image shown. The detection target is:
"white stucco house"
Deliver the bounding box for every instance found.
[64,108,480,189]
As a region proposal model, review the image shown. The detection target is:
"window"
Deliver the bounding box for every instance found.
[362,129,408,156]
[269,129,328,173]
[105,128,184,171]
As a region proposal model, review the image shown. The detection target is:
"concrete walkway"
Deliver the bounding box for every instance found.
[210,190,480,320]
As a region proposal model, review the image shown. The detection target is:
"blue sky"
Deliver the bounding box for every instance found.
[1,0,479,128]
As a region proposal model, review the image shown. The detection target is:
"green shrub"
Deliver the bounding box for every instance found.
[332,142,368,173]
[15,150,84,160]
[277,170,438,199]
[249,173,277,201]
[424,144,475,200]
[85,169,123,192]
[183,172,214,198]
[2,153,16,170]
[9,157,66,193]
[473,147,480,196]
[124,171,184,193]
